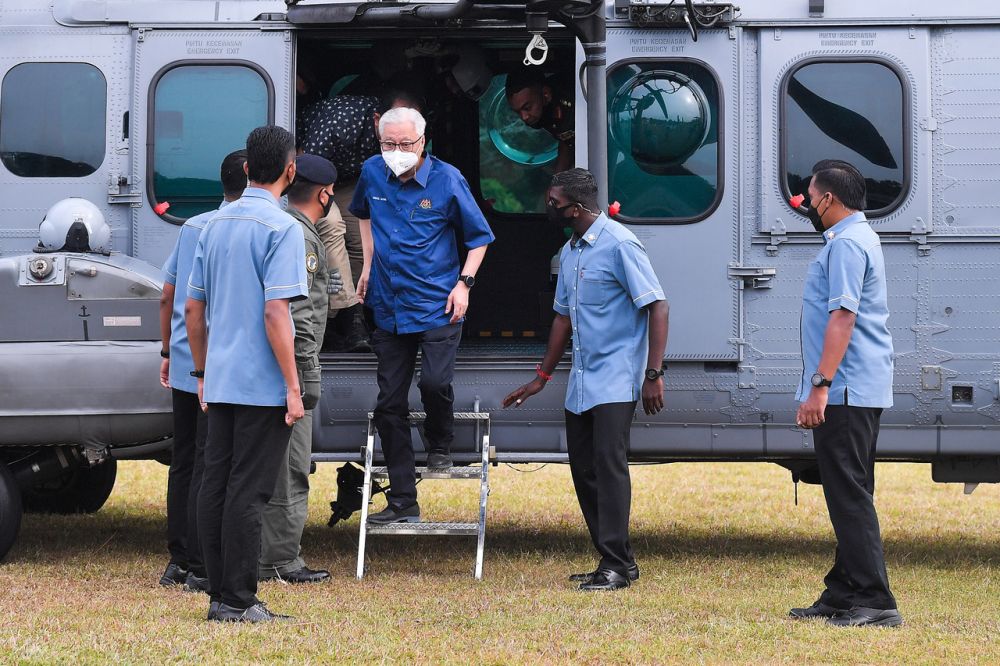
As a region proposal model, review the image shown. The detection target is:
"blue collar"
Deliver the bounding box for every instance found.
[383,153,433,188]
[572,213,609,247]
[822,211,866,243]
[242,187,281,208]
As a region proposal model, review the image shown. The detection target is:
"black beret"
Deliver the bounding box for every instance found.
[295,154,338,185]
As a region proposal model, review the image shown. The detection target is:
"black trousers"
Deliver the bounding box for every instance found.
[167,389,208,576]
[198,403,291,609]
[371,322,462,510]
[565,401,637,577]
[814,402,897,610]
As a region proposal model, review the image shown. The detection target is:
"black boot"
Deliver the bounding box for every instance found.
[343,304,371,353]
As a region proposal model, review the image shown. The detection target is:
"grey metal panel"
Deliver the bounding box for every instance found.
[606,27,740,360]
[0,27,132,258]
[931,27,1000,233]
[129,26,293,268]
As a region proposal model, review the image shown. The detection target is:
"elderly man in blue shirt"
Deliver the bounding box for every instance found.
[186,126,308,623]
[504,169,669,591]
[157,149,246,593]
[350,106,494,524]
[789,159,901,628]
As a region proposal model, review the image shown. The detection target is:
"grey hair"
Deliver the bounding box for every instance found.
[378,106,426,139]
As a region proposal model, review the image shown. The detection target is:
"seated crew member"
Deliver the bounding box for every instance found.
[505,67,575,173]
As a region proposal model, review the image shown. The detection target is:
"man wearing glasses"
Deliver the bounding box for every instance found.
[349,107,494,524]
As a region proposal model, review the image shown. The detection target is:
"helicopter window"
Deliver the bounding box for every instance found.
[606,61,722,224]
[0,63,106,178]
[150,63,271,223]
[479,73,560,214]
[782,60,907,216]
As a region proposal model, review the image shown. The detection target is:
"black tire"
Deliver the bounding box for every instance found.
[0,464,23,562]
[22,459,117,514]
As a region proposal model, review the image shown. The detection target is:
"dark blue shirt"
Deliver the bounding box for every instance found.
[349,154,494,334]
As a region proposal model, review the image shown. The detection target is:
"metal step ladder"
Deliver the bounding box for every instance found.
[356,410,492,580]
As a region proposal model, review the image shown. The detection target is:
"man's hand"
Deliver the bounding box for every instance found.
[197,378,207,413]
[503,377,546,408]
[328,268,344,295]
[641,377,664,415]
[446,282,470,324]
[796,387,828,429]
[286,388,305,427]
[357,267,370,304]
[159,358,170,389]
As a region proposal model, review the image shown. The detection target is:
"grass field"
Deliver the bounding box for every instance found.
[0,459,997,664]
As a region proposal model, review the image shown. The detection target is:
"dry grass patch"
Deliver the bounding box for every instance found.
[0,459,997,664]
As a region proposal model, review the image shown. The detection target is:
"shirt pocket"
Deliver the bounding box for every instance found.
[579,268,615,305]
[802,261,827,304]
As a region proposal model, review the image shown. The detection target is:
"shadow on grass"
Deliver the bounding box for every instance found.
[8,509,998,569]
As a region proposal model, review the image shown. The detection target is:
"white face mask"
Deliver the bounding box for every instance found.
[382,149,419,177]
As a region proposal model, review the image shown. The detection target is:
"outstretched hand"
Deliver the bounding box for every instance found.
[503,378,546,408]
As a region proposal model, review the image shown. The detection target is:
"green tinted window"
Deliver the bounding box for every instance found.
[783,61,905,214]
[0,63,106,177]
[607,62,721,222]
[151,65,269,222]
[478,74,559,214]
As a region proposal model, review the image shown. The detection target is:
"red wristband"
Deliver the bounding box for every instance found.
[536,364,552,382]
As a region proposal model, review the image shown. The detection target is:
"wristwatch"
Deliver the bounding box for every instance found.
[190,369,205,379]
[160,348,170,359]
[645,368,665,381]
[458,274,476,288]
[810,372,832,388]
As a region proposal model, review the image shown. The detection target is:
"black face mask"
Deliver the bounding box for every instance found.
[546,201,575,225]
[807,194,830,233]
[318,189,334,218]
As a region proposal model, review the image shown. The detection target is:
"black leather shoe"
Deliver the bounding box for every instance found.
[578,568,630,591]
[207,601,220,621]
[344,307,372,353]
[213,602,292,623]
[826,606,903,627]
[183,571,210,593]
[368,503,421,525]
[789,600,848,620]
[159,562,188,587]
[569,563,640,584]
[425,451,453,470]
[261,566,330,584]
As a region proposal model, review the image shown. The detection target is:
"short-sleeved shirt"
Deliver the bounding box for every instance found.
[796,211,894,408]
[162,201,228,394]
[349,153,495,334]
[299,95,379,183]
[188,188,308,406]
[553,214,666,415]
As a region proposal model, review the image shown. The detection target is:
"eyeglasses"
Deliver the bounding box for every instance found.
[380,136,423,152]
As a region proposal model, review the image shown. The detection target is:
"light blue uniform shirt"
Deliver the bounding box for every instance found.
[188,188,308,407]
[553,214,666,415]
[796,211,894,408]
[162,201,228,394]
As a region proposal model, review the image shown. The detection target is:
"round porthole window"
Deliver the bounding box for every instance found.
[609,70,711,174]
[485,84,559,166]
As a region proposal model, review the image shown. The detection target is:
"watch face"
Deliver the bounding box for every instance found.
[811,373,826,387]
[462,275,475,287]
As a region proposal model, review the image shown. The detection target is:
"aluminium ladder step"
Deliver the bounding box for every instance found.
[365,521,478,536]
[370,465,483,480]
[366,410,490,421]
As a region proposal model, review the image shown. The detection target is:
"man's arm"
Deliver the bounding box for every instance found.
[503,313,572,408]
[797,309,856,428]
[184,297,207,408]
[357,217,372,303]
[264,299,304,426]
[554,138,573,174]
[159,283,175,388]
[446,245,488,324]
[641,300,669,415]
